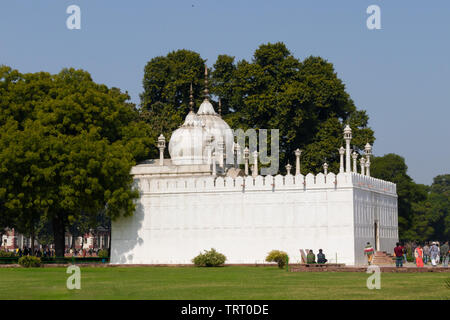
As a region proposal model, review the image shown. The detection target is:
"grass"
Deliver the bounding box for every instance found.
[0,266,448,300]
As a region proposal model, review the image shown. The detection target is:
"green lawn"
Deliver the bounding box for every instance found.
[0,266,448,300]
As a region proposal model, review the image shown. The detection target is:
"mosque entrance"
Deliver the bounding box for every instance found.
[374,221,380,251]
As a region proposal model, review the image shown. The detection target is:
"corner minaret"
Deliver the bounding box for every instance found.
[352,147,358,173]
[294,149,302,175]
[157,134,166,166]
[344,124,352,173]
[323,162,328,175]
[360,157,366,175]
[339,146,345,173]
[364,142,372,177]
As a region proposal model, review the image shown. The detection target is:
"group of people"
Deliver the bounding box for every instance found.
[394,241,449,268]
[10,247,105,258]
[65,248,102,257]
[365,241,449,268]
[15,247,55,257]
[306,249,328,264]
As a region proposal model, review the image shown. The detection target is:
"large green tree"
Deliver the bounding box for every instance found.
[370,153,428,240]
[0,66,153,256]
[140,50,207,148]
[408,174,449,241]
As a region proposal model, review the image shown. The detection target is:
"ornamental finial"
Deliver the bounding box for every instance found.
[286,163,292,175]
[204,64,209,100]
[189,83,194,111]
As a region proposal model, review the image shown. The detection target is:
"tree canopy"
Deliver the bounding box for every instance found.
[0,66,153,255]
[408,174,450,241]
[140,49,206,152]
[371,154,449,241]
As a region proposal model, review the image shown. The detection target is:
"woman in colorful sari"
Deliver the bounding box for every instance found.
[364,242,375,265]
[415,244,424,268]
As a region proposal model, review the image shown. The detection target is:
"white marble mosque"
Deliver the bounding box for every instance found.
[110,67,398,266]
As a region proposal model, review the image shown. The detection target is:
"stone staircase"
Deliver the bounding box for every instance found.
[372,251,395,265]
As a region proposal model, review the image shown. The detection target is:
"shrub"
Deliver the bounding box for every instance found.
[266,250,289,269]
[18,256,41,268]
[98,249,109,258]
[0,250,15,257]
[192,248,226,267]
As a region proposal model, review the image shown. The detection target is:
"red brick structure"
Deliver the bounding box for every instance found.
[1,228,110,252]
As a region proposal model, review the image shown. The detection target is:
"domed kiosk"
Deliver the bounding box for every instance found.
[168,70,234,169]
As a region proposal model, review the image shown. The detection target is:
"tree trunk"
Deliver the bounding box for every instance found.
[30,231,35,255]
[52,214,65,257]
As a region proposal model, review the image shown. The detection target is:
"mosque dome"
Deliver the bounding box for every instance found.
[168,111,207,165]
[168,66,234,166]
[196,99,234,156]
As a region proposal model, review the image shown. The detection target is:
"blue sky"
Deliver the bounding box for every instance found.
[1,0,449,185]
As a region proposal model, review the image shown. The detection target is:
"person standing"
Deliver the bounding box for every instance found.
[441,241,449,268]
[415,244,424,268]
[394,243,404,268]
[364,242,375,265]
[430,242,439,267]
[402,244,407,264]
[423,242,430,264]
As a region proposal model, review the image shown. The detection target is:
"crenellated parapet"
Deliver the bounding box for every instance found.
[134,171,396,196]
[350,172,396,195]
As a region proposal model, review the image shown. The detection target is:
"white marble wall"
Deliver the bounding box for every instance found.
[352,174,399,264]
[111,172,398,266]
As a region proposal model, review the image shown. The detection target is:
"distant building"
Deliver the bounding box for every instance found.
[1,228,110,251]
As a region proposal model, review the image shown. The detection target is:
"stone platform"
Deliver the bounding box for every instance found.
[289,265,450,273]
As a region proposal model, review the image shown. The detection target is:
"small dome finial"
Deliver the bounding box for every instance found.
[218,98,222,117]
[189,82,194,111]
[204,64,209,100]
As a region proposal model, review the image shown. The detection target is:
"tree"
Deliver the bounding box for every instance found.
[140,50,206,148]
[370,153,428,240]
[408,174,449,241]
[0,66,152,256]
[429,174,450,240]
[0,119,50,253]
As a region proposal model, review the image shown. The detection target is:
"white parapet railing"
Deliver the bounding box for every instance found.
[134,171,396,196]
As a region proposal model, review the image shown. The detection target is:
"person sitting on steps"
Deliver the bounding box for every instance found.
[317,249,328,264]
[306,250,316,264]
